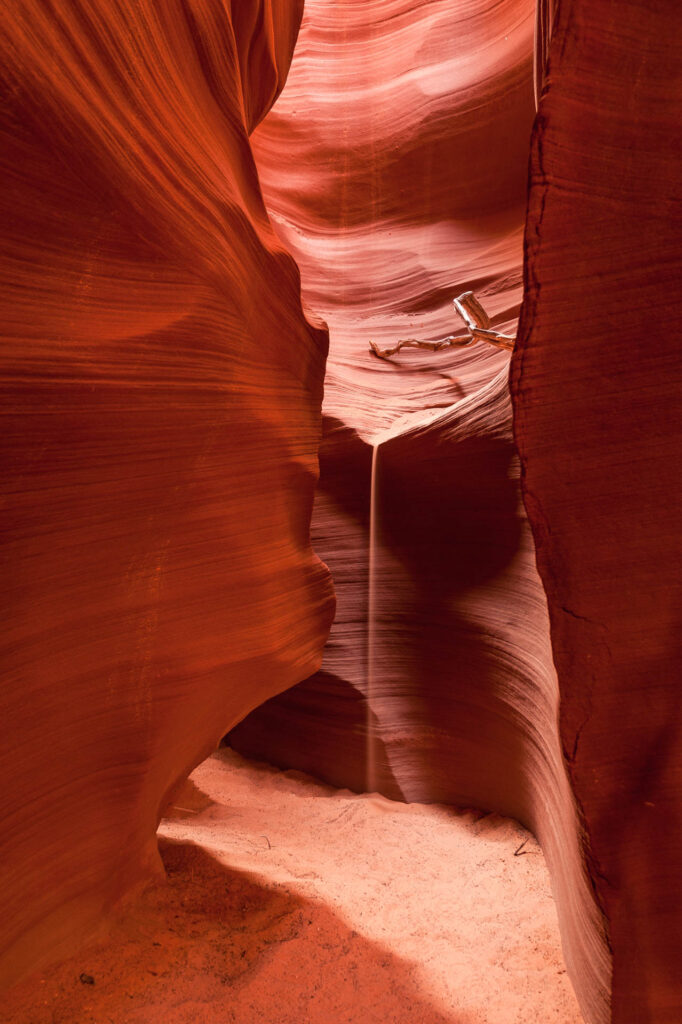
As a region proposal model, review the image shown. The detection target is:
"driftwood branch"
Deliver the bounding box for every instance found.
[369,333,474,360]
[369,291,516,360]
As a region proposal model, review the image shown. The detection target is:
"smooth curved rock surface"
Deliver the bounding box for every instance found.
[250,0,537,435]
[511,2,682,1021]
[0,0,334,987]
[231,3,610,1021]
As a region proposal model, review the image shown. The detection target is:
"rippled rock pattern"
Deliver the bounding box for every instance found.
[1,0,334,985]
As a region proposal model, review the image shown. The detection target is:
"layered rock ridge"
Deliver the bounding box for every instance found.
[1,0,334,986]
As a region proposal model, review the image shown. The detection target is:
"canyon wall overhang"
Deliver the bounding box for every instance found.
[0,0,334,986]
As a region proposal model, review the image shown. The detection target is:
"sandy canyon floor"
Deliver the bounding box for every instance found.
[5,749,584,1023]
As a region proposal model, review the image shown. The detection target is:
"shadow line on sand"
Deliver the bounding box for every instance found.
[4,837,475,1024]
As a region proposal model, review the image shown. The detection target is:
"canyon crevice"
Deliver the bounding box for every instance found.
[230,4,611,1022]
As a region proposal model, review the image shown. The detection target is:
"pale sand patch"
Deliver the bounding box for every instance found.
[4,748,584,1023]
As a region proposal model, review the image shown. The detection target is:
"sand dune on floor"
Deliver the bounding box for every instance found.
[4,750,583,1024]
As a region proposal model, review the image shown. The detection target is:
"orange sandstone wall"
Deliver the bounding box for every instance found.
[511,1,682,1022]
[0,0,334,986]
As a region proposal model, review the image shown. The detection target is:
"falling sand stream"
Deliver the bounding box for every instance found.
[366,441,380,793]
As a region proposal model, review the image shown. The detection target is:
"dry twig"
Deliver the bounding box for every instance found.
[369,291,516,360]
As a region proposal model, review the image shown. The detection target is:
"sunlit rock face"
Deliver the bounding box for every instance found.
[230,2,611,1022]
[250,0,534,427]
[0,0,334,986]
[512,2,682,1022]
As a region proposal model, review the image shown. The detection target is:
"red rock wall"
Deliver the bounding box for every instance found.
[511,2,682,1022]
[0,0,334,987]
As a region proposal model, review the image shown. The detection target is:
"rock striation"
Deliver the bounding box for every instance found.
[0,0,333,987]
[511,1,682,1022]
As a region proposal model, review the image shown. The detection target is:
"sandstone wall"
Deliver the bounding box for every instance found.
[0,0,334,985]
[511,1,682,1021]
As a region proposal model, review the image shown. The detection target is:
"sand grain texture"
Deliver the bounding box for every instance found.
[3,750,584,1024]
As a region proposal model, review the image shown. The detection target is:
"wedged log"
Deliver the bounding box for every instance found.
[0,0,334,987]
[511,2,682,1022]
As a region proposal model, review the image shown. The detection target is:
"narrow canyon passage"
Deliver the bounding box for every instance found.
[231,2,609,1020]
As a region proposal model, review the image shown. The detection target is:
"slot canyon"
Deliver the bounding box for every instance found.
[1,1,680,1022]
